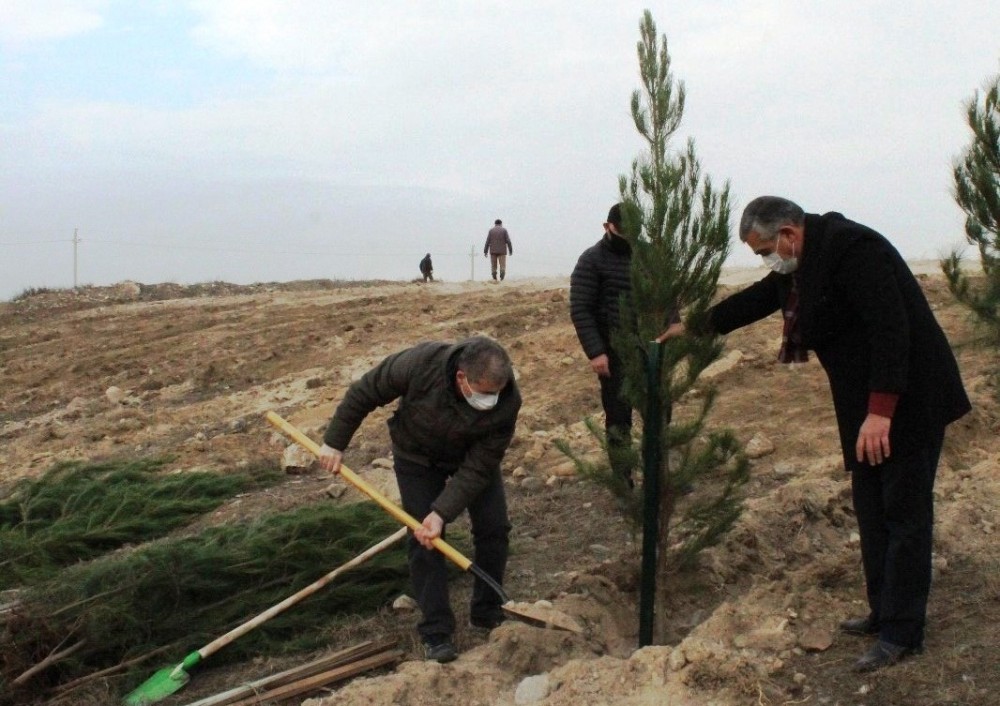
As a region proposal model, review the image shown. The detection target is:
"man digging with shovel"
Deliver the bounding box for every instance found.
[318,336,521,663]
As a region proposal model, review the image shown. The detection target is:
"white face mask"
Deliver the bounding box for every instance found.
[465,390,499,411]
[459,372,500,411]
[762,237,798,274]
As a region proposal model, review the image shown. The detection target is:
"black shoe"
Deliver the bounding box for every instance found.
[840,616,879,637]
[470,613,506,630]
[423,636,458,663]
[853,640,920,672]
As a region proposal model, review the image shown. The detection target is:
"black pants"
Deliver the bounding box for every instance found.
[599,349,633,473]
[394,457,510,641]
[851,427,944,648]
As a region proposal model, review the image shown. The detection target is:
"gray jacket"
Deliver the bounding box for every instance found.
[484,226,513,255]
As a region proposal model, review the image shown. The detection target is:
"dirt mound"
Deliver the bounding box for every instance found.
[1,274,998,706]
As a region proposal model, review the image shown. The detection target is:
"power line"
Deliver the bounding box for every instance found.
[1,239,72,246]
[1,235,569,263]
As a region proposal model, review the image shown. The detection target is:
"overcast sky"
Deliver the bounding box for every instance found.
[1,1,998,300]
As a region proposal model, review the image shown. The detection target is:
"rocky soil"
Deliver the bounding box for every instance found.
[1,269,997,706]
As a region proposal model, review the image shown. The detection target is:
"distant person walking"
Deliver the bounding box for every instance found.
[419,253,434,282]
[484,219,513,281]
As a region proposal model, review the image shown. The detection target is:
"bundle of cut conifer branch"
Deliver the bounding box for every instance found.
[0,458,410,705]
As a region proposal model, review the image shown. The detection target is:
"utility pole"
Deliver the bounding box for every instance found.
[469,245,475,281]
[73,228,80,289]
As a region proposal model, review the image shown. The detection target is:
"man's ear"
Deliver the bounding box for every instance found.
[780,224,804,246]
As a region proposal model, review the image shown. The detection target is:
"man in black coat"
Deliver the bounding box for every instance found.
[675,195,971,672]
[318,336,521,663]
[419,253,434,282]
[570,203,636,482]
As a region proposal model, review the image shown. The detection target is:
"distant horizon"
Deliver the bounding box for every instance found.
[3,4,996,306]
[5,256,975,304]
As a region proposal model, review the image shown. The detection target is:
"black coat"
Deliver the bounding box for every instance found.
[708,212,970,469]
[323,340,521,521]
[569,233,632,360]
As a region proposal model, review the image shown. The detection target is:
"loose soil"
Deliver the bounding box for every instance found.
[1,269,997,706]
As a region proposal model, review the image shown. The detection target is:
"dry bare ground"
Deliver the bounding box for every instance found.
[1,267,997,706]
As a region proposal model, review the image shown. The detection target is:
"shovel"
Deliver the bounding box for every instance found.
[266,411,583,634]
[123,526,407,706]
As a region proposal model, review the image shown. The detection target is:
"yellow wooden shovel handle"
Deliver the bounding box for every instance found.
[265,411,472,571]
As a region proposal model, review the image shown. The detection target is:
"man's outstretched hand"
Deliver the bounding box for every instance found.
[655,321,686,344]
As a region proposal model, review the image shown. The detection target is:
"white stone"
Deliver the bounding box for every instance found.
[773,461,797,477]
[325,482,347,499]
[514,674,550,704]
[549,460,577,477]
[744,432,775,459]
[105,386,125,404]
[281,443,315,473]
[392,594,418,612]
[521,477,544,491]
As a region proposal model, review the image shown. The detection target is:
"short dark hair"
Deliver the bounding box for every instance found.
[606,203,624,227]
[739,196,804,242]
[494,219,502,225]
[457,336,512,388]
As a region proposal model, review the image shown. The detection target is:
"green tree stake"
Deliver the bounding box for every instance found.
[639,340,664,647]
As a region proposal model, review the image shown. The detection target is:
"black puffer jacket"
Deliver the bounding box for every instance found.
[569,233,632,360]
[323,339,521,521]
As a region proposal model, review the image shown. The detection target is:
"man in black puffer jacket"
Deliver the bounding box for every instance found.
[569,203,635,481]
[318,336,521,663]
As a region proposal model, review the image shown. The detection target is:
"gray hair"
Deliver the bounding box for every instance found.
[738,196,805,242]
[457,336,513,387]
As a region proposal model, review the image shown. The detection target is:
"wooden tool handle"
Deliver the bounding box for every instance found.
[265,411,473,571]
[199,526,407,660]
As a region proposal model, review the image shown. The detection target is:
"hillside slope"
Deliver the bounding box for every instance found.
[1,273,997,706]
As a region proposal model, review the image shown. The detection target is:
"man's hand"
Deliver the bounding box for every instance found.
[318,443,343,474]
[414,511,445,550]
[655,322,686,344]
[589,353,610,377]
[856,413,891,465]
